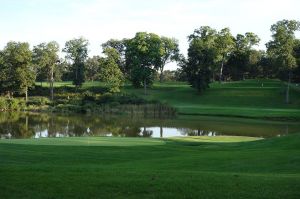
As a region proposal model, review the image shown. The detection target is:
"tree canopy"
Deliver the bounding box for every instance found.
[63,37,89,87]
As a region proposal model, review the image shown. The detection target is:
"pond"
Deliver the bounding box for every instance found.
[0,112,299,139]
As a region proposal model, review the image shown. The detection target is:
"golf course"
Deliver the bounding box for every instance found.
[1,3,300,197]
[1,79,300,198]
[1,134,299,199]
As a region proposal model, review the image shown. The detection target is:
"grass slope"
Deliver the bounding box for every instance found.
[0,135,300,199]
[123,79,300,119]
[37,79,300,119]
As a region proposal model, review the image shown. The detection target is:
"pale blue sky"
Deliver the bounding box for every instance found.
[0,0,299,69]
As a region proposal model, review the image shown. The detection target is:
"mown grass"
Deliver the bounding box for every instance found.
[0,134,300,199]
[36,79,300,119]
[123,79,300,119]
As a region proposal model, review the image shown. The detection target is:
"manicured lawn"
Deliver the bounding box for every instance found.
[0,135,300,198]
[123,79,300,119]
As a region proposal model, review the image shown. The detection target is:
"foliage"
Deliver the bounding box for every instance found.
[99,48,124,93]
[266,19,300,103]
[0,42,35,99]
[224,32,260,80]
[102,39,127,74]
[63,37,89,87]
[125,32,162,90]
[85,56,101,81]
[185,26,216,93]
[158,36,180,82]
[32,41,60,82]
[0,97,26,110]
[267,20,300,71]
[215,28,234,81]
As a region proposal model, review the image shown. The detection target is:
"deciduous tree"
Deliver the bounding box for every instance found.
[99,48,124,93]
[63,37,89,88]
[266,19,300,103]
[1,42,35,101]
[32,41,59,100]
[185,26,217,93]
[125,32,162,94]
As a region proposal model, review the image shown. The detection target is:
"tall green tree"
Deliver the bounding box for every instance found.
[293,39,300,82]
[226,32,260,80]
[101,39,127,74]
[99,48,124,93]
[158,37,179,82]
[85,56,101,81]
[0,50,5,92]
[215,28,234,83]
[266,19,300,103]
[125,32,162,94]
[32,41,59,100]
[63,37,89,88]
[1,42,35,101]
[185,26,217,93]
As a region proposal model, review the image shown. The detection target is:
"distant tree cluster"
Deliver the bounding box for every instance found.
[0,19,299,102]
[0,34,179,98]
[183,19,300,103]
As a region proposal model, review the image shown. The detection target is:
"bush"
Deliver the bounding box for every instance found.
[27,97,50,106]
[7,98,26,111]
[117,94,146,105]
[82,91,96,102]
[96,93,114,104]
[0,97,8,110]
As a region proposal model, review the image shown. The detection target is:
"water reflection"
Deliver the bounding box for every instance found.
[0,112,299,139]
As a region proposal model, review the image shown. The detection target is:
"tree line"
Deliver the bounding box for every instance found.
[0,19,299,103]
[184,19,300,104]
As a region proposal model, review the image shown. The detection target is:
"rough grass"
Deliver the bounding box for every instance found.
[0,135,300,199]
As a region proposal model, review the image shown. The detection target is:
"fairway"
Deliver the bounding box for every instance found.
[0,135,299,199]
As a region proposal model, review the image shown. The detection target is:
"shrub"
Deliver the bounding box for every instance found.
[96,93,114,104]
[27,97,51,106]
[7,98,26,111]
[82,91,96,102]
[0,97,8,110]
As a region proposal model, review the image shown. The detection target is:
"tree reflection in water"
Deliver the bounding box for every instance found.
[0,112,299,139]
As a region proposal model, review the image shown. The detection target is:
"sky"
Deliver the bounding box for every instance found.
[0,0,299,70]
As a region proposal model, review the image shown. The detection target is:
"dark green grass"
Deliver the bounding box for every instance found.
[0,135,300,198]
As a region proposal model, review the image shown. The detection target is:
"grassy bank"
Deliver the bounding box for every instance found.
[0,134,299,198]
[124,79,300,120]
[30,79,300,119]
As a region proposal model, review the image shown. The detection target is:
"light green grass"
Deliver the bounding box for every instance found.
[0,135,261,146]
[0,135,300,198]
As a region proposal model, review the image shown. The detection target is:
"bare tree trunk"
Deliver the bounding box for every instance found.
[160,126,163,138]
[144,78,147,95]
[50,66,54,100]
[25,87,28,102]
[50,81,54,101]
[219,55,225,84]
[25,115,28,131]
[159,67,164,83]
[286,70,292,104]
